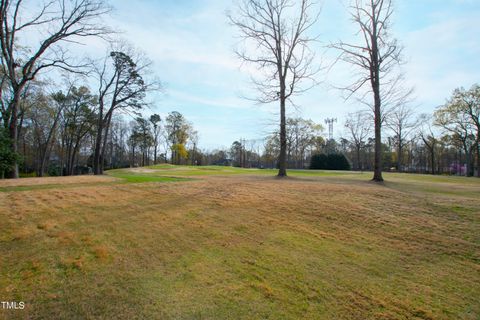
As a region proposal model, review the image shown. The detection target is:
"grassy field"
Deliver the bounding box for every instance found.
[0,165,479,319]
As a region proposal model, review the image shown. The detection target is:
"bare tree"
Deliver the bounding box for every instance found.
[32,85,70,177]
[229,0,319,177]
[345,110,371,170]
[0,0,111,178]
[385,103,417,172]
[285,117,322,168]
[57,85,97,176]
[149,113,161,164]
[418,114,438,175]
[331,0,402,182]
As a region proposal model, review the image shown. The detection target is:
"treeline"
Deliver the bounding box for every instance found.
[210,84,480,177]
[1,0,478,179]
[342,84,480,177]
[2,80,478,177]
[0,48,184,177]
[0,79,199,177]
[0,0,173,178]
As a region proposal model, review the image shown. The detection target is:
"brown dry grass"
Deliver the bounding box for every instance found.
[0,172,479,319]
[0,175,116,188]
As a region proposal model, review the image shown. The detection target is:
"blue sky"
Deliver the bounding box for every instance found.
[91,0,480,150]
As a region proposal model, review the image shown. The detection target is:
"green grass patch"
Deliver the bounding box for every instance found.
[146,164,358,177]
[106,169,191,183]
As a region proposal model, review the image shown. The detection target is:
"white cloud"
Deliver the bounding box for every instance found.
[402,10,480,111]
[39,0,479,149]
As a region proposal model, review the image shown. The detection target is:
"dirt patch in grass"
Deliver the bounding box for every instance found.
[124,167,158,174]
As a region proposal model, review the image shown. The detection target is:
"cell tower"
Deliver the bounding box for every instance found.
[324,118,337,140]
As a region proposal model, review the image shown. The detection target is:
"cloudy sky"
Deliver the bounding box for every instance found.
[84,0,479,150]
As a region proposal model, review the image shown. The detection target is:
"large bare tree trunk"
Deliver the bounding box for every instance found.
[93,105,104,175]
[430,149,435,175]
[397,143,402,172]
[476,141,480,177]
[373,95,383,181]
[6,91,20,178]
[99,113,113,174]
[466,150,473,177]
[356,145,361,170]
[278,97,287,177]
[372,52,383,181]
[154,144,157,164]
[371,8,384,182]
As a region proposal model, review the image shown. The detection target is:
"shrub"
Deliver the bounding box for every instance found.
[47,164,62,176]
[0,128,20,178]
[310,153,351,170]
[310,154,328,170]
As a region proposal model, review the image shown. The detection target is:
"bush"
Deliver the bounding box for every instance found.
[310,153,351,170]
[0,128,20,178]
[310,154,328,169]
[47,164,62,176]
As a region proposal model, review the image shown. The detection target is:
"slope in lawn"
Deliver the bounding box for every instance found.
[0,167,479,319]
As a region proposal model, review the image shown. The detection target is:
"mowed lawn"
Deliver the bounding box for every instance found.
[0,166,479,319]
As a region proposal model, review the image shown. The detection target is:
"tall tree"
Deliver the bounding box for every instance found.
[149,113,161,164]
[332,0,402,182]
[435,87,478,177]
[188,129,199,165]
[165,111,190,165]
[58,86,97,176]
[28,88,63,176]
[229,0,319,177]
[345,111,371,171]
[93,46,156,175]
[128,128,142,168]
[265,117,323,169]
[0,0,110,178]
[419,114,439,175]
[132,117,153,166]
[385,104,417,172]
[285,117,323,168]
[230,140,244,167]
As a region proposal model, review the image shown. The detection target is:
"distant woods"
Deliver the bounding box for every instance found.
[0,0,112,178]
[0,0,479,178]
[223,84,479,177]
[0,0,193,178]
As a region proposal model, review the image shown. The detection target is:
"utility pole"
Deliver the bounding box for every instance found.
[324,118,337,140]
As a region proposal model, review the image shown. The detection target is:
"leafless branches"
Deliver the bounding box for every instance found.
[331,0,401,99]
[1,0,112,86]
[229,0,320,176]
[228,0,320,104]
[345,110,371,170]
[331,0,402,181]
[0,0,112,177]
